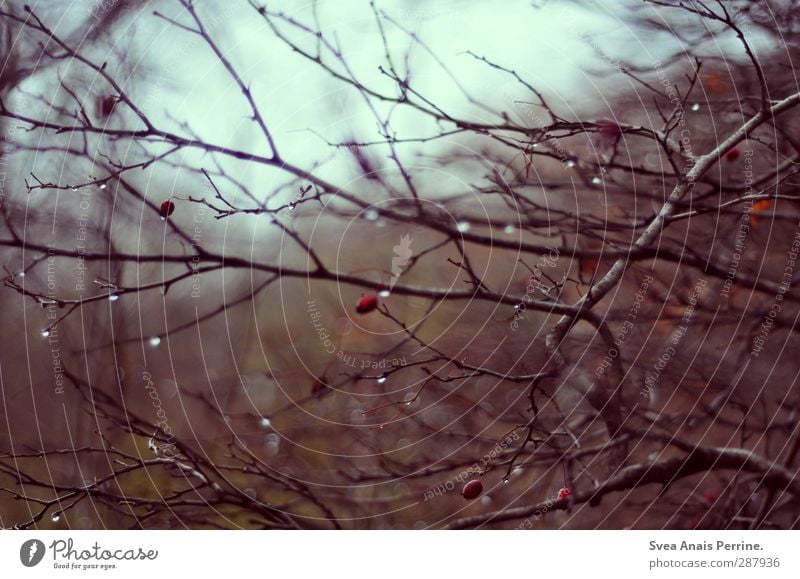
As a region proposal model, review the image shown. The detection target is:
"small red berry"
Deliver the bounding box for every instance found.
[355,293,379,314]
[462,479,483,500]
[557,487,571,500]
[726,147,740,162]
[311,378,329,397]
[598,121,622,142]
[99,95,117,118]
[159,200,176,219]
[704,73,726,93]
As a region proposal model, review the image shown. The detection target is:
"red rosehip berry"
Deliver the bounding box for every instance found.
[750,199,772,227]
[311,378,329,397]
[355,293,379,314]
[726,147,740,162]
[703,73,726,93]
[99,95,117,118]
[159,200,176,219]
[462,479,483,500]
[557,487,571,500]
[598,121,622,142]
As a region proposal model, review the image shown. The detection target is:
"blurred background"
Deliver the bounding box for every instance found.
[1,0,799,529]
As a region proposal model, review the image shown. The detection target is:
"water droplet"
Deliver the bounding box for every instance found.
[263,433,281,456]
[259,417,271,428]
[70,187,78,192]
[51,512,61,523]
[376,374,387,384]
[99,183,107,190]
[108,294,119,302]
[160,216,167,222]
[243,488,257,500]
[403,392,415,403]
[378,290,391,298]
[148,336,161,347]
[565,160,576,168]
[503,225,515,234]
[503,477,510,484]
[456,222,471,233]
[480,495,492,505]
[18,272,25,278]
[148,438,157,452]
[648,451,659,461]
[592,176,602,185]
[512,467,523,476]
[691,103,700,111]
[364,209,379,221]
[41,330,50,338]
